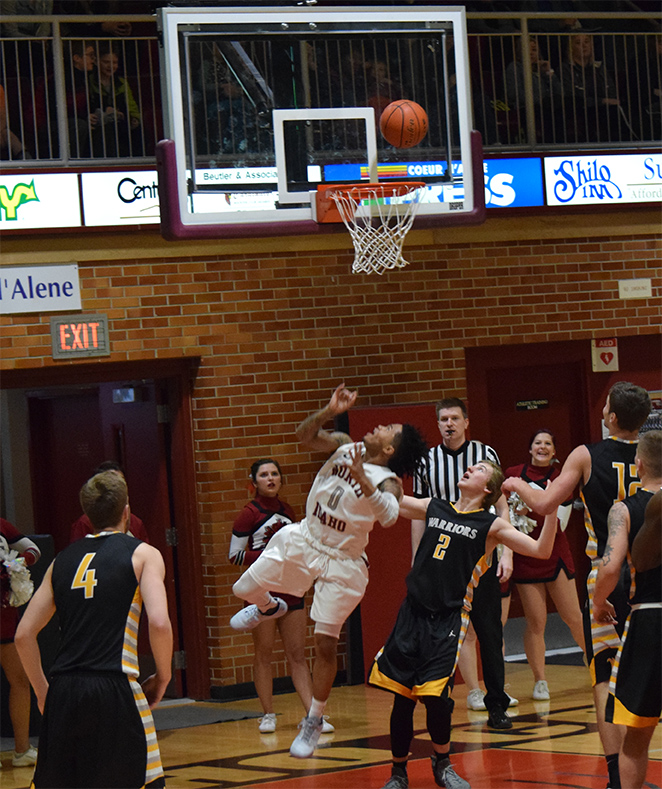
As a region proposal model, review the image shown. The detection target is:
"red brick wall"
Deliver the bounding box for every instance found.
[2,213,660,689]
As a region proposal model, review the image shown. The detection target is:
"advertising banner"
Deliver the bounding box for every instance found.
[544,153,662,206]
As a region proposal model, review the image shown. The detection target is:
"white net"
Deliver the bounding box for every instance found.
[330,184,425,275]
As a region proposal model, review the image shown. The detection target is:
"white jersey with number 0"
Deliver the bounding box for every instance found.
[301,443,397,560]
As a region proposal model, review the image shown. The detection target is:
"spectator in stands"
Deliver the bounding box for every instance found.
[88,42,143,157]
[63,40,98,157]
[505,36,564,143]
[0,84,29,159]
[0,0,53,38]
[631,34,662,141]
[561,33,625,143]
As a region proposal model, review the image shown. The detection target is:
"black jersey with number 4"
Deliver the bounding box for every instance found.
[582,437,640,560]
[406,499,496,616]
[50,532,143,676]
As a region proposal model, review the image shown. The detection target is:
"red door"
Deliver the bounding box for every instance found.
[27,380,184,696]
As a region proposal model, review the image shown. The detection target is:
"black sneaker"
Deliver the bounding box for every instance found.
[487,704,513,729]
[431,755,471,788]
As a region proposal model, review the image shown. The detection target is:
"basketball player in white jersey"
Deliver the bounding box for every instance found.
[230,383,427,760]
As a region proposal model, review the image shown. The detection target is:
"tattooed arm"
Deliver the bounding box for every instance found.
[593,501,630,624]
[295,383,356,453]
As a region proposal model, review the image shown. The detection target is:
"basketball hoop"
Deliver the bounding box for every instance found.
[316,182,426,275]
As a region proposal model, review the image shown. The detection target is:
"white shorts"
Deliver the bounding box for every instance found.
[245,523,369,630]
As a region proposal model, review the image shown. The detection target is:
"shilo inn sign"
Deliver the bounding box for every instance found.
[0,264,81,315]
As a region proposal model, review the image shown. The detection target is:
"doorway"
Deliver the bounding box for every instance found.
[0,358,209,700]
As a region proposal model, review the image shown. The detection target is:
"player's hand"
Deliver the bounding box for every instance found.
[141,673,169,709]
[497,551,513,582]
[592,599,616,625]
[348,442,367,482]
[328,383,358,415]
[501,477,523,495]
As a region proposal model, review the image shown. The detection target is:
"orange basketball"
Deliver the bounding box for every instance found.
[379,99,429,148]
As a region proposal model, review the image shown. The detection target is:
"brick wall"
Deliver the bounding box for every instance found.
[1,211,660,689]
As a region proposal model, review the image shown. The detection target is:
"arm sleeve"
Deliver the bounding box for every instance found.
[229,504,261,566]
[367,488,400,528]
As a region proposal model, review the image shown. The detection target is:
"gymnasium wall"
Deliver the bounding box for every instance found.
[1,207,660,691]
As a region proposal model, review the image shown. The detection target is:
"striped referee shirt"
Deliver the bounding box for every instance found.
[413,440,500,503]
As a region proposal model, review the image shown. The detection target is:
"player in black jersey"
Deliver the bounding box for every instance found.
[593,431,662,789]
[370,460,558,789]
[502,381,650,789]
[16,471,173,789]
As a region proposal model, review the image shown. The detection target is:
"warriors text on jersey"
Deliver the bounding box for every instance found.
[50,531,143,676]
[406,498,496,615]
[302,443,397,559]
[582,436,640,560]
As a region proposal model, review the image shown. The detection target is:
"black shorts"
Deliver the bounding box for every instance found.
[368,596,466,700]
[606,606,662,728]
[32,672,165,789]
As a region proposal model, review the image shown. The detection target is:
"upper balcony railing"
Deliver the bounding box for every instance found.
[0,11,659,169]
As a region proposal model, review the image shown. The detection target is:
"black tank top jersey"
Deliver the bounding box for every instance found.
[50,532,143,676]
[406,499,495,616]
[624,489,661,605]
[582,437,640,559]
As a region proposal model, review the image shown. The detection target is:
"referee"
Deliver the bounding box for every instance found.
[412,397,514,729]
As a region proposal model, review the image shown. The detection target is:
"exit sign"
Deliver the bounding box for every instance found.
[50,314,110,359]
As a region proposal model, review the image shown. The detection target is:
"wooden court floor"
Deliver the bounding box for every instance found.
[1,663,660,788]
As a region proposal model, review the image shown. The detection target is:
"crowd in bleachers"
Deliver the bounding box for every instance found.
[0,1,659,163]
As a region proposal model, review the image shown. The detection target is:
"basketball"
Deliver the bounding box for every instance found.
[379,99,429,148]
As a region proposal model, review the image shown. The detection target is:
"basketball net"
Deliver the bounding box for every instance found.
[330,183,425,275]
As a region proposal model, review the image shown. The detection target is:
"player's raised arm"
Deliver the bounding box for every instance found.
[501,444,588,515]
[295,383,356,453]
[486,510,557,562]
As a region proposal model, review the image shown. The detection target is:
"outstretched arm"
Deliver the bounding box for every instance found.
[400,495,431,521]
[593,501,630,624]
[501,444,588,515]
[487,510,557,561]
[15,563,56,713]
[295,383,356,453]
[631,489,662,572]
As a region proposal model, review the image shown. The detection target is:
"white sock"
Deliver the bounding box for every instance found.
[308,697,326,720]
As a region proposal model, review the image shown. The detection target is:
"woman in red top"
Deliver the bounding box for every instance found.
[229,459,333,734]
[505,431,585,702]
[0,518,40,768]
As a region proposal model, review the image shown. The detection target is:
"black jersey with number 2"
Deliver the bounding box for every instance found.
[406,499,496,616]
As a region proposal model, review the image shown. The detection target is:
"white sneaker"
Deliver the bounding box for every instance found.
[12,745,38,767]
[506,692,519,707]
[290,715,323,758]
[321,715,334,733]
[466,688,486,710]
[258,712,277,732]
[533,680,550,700]
[230,598,288,631]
